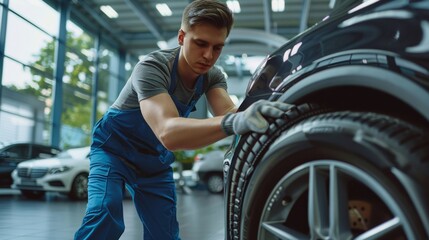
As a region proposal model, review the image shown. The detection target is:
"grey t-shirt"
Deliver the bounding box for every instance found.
[111,47,227,110]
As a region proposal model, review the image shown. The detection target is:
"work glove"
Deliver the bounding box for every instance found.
[221,100,294,136]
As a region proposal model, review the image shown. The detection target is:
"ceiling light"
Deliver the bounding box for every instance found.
[226,0,241,13]
[271,0,285,12]
[100,5,118,19]
[156,3,172,17]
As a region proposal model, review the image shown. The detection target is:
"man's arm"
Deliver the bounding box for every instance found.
[140,87,293,151]
[205,87,237,116]
[140,91,232,151]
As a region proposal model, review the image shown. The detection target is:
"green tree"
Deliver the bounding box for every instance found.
[14,31,101,148]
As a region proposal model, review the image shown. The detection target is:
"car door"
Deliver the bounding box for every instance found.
[0,144,31,186]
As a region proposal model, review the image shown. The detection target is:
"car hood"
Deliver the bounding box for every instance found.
[17,157,86,168]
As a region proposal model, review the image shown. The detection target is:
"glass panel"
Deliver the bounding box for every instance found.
[5,13,56,69]
[9,0,59,36]
[99,45,119,75]
[0,5,3,22]
[97,45,119,120]
[2,57,54,98]
[0,95,48,145]
[1,6,56,146]
[60,21,96,148]
[125,54,139,80]
[61,52,93,148]
[1,58,53,145]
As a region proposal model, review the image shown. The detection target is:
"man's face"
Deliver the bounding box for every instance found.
[178,23,228,75]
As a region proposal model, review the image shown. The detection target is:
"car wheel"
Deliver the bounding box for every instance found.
[228,106,429,239]
[206,173,224,194]
[20,190,45,199]
[69,173,88,200]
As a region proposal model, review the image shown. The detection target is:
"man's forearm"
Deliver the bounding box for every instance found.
[157,116,228,151]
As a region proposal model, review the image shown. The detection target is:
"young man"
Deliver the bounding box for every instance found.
[74,0,292,239]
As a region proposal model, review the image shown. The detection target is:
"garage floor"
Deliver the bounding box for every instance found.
[0,188,224,240]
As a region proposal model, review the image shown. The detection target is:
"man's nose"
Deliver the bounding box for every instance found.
[203,47,213,61]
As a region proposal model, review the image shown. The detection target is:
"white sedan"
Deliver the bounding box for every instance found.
[11,146,90,200]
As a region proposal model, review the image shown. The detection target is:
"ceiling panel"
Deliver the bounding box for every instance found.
[70,0,333,54]
[66,0,334,78]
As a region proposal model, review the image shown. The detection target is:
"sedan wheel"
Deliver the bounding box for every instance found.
[206,173,224,194]
[226,104,429,240]
[258,160,416,239]
[69,173,88,200]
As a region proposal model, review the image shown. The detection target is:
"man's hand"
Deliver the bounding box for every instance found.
[221,100,294,135]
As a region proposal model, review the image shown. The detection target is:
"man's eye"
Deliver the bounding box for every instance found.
[196,42,206,47]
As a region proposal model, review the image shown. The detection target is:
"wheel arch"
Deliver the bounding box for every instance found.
[276,65,429,126]
[68,171,89,200]
[200,170,223,181]
[69,171,89,188]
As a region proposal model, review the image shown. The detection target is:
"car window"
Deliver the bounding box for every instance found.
[30,145,60,158]
[1,145,30,159]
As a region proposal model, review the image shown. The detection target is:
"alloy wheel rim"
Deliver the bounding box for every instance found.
[258,160,416,239]
[75,175,88,199]
[208,175,223,193]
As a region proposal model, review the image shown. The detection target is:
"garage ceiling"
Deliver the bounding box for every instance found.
[68,0,333,79]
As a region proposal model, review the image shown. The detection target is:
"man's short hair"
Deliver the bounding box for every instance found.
[181,0,234,36]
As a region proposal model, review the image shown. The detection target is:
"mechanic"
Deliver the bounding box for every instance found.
[74,0,293,239]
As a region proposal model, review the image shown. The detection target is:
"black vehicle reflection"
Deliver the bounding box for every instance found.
[0,143,61,188]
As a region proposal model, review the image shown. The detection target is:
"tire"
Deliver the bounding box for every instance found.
[227,104,429,240]
[69,173,88,200]
[206,173,224,194]
[20,190,45,199]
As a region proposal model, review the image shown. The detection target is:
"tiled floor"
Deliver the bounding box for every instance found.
[0,188,224,240]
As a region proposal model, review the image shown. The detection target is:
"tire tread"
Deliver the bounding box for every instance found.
[226,103,429,239]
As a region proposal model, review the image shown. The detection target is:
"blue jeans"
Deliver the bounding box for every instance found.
[74,150,180,240]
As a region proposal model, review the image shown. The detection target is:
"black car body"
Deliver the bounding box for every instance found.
[224,0,429,239]
[0,143,61,188]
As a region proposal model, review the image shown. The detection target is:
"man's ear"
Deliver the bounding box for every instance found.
[178,29,185,45]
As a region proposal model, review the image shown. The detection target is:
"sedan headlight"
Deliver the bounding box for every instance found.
[49,166,72,174]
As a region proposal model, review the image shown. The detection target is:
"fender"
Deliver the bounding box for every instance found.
[242,1,429,112]
[275,64,429,121]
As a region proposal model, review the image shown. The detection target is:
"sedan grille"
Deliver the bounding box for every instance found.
[17,167,48,178]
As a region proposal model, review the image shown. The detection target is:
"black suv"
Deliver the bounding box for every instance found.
[224,0,429,239]
[0,143,61,188]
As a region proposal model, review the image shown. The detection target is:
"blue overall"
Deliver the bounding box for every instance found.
[74,53,204,240]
